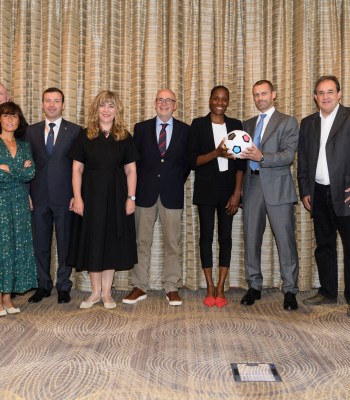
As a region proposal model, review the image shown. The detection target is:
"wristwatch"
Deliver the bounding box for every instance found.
[259,153,264,163]
[127,195,136,201]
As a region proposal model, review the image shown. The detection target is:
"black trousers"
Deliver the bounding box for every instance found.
[197,171,234,269]
[313,183,350,303]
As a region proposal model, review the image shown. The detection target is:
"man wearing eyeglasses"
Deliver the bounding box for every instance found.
[298,76,350,315]
[123,89,190,306]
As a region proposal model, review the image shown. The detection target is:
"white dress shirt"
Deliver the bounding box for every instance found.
[259,106,275,141]
[45,117,62,145]
[315,104,339,185]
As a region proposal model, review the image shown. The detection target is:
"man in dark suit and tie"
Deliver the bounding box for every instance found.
[26,87,81,304]
[123,89,190,306]
[298,76,350,316]
[240,80,299,310]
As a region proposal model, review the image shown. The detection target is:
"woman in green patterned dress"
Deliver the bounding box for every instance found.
[0,102,37,316]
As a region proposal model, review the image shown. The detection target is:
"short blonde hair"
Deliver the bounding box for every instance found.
[87,90,128,140]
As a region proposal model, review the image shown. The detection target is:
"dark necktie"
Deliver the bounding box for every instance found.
[250,113,267,171]
[46,122,55,155]
[158,123,168,157]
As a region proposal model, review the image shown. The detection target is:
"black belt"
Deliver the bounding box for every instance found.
[251,170,259,175]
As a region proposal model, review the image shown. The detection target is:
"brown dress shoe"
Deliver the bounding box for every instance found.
[166,291,182,306]
[122,287,147,304]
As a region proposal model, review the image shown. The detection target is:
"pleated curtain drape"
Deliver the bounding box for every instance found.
[0,0,348,292]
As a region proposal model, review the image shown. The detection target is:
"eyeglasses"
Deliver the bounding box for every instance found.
[316,90,337,97]
[156,98,176,105]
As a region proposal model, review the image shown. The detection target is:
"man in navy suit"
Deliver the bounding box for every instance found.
[123,89,190,306]
[298,76,350,315]
[26,88,81,304]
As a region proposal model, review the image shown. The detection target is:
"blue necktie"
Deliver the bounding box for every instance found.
[250,114,267,171]
[159,123,168,157]
[46,122,55,155]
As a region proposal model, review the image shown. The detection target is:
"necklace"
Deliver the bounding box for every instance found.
[1,137,17,150]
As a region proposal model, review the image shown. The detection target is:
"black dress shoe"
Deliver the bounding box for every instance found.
[284,292,298,310]
[241,288,261,306]
[28,288,51,303]
[57,291,71,304]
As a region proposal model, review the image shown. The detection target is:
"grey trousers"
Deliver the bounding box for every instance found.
[243,175,299,294]
[132,198,183,293]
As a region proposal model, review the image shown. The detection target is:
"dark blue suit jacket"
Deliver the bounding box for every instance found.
[26,119,82,208]
[133,117,190,209]
[189,113,246,205]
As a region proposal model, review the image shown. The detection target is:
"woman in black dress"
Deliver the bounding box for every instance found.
[189,86,246,307]
[68,91,139,309]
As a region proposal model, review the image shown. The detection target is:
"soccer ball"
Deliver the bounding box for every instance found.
[225,130,252,158]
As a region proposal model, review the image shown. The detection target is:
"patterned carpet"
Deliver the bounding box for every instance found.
[0,288,349,400]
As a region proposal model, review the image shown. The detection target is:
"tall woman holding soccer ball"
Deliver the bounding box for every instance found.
[189,86,246,307]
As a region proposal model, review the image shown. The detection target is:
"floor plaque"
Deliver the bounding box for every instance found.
[231,362,282,382]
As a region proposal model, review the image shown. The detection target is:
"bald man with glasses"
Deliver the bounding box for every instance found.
[123,89,190,306]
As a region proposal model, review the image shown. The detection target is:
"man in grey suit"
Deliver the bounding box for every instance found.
[26,88,81,304]
[298,76,350,316]
[240,80,299,310]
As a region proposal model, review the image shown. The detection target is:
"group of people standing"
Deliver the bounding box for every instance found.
[0,75,349,317]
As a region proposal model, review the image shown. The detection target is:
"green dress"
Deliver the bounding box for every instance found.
[0,139,37,293]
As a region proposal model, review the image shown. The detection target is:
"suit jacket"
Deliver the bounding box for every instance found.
[133,116,190,209]
[243,110,299,206]
[26,119,82,207]
[298,104,350,217]
[189,113,246,205]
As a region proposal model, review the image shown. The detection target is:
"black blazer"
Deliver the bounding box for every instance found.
[133,117,190,209]
[298,104,350,217]
[189,113,246,205]
[26,119,82,207]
